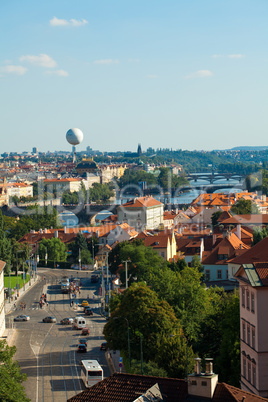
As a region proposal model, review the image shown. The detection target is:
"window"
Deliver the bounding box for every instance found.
[226,270,229,279]
[217,270,222,279]
[243,358,246,377]
[252,365,256,387]
[205,270,210,281]
[252,327,255,349]
[242,321,246,342]
[248,361,251,383]
[242,287,245,307]
[247,325,251,346]
[246,290,250,310]
[251,293,255,313]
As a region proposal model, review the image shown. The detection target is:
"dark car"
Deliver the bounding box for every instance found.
[84,308,93,316]
[60,317,74,325]
[81,327,90,335]
[100,342,108,351]
[43,316,56,323]
[77,344,87,353]
[79,338,88,346]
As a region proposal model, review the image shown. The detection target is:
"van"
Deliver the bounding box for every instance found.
[73,316,86,329]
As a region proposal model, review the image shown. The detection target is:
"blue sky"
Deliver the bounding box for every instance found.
[1,0,268,154]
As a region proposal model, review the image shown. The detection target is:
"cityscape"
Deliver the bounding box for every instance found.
[1,1,268,401]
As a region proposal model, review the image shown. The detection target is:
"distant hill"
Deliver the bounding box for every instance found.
[229,146,268,151]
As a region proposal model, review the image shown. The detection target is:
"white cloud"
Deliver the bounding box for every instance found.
[0,65,27,75]
[45,69,69,77]
[228,54,245,59]
[212,54,224,58]
[185,70,213,79]
[50,17,88,27]
[20,54,57,68]
[147,74,158,79]
[93,59,119,65]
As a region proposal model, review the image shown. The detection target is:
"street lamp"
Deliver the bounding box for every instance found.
[114,316,131,368]
[122,259,131,289]
[78,248,81,270]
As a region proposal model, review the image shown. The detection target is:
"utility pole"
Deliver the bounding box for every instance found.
[122,260,131,289]
[79,248,81,270]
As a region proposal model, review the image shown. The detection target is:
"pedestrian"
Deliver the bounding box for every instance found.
[14,303,16,309]
[47,302,49,307]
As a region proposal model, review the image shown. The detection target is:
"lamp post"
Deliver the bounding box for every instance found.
[8,270,11,303]
[16,251,19,297]
[122,259,131,289]
[114,316,131,369]
[45,247,48,266]
[78,248,81,270]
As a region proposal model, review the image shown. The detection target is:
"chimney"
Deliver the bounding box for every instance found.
[236,224,241,240]
[188,357,218,400]
[44,228,47,233]
[194,358,202,375]
[64,226,67,234]
[54,230,58,238]
[205,358,214,375]
[212,234,217,245]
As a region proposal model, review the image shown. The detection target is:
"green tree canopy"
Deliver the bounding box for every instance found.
[0,340,30,402]
[231,198,259,215]
[104,283,181,362]
[38,238,67,262]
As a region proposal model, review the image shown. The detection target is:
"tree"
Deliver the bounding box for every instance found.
[104,283,181,362]
[156,331,195,379]
[68,232,92,264]
[231,198,259,215]
[252,227,268,245]
[39,238,67,262]
[90,183,114,203]
[0,340,30,402]
[0,210,12,271]
[211,211,223,227]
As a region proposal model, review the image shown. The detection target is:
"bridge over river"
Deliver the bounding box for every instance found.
[186,172,245,184]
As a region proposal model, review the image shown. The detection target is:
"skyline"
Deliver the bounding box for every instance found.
[1,1,268,153]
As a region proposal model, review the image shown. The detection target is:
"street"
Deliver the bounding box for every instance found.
[8,268,108,402]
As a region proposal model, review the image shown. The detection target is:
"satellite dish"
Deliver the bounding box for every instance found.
[66,128,84,146]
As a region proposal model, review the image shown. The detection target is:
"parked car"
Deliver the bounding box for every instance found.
[79,338,88,346]
[81,300,89,307]
[81,327,90,335]
[14,315,30,322]
[84,308,93,316]
[43,316,56,323]
[100,342,108,351]
[77,344,87,353]
[60,318,74,325]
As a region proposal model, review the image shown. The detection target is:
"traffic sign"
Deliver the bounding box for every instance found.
[119,357,123,363]
[119,362,123,368]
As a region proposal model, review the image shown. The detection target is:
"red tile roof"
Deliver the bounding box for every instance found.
[229,236,268,265]
[121,196,163,208]
[67,373,267,402]
[221,214,268,225]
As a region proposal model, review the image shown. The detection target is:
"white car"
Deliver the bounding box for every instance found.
[14,315,30,321]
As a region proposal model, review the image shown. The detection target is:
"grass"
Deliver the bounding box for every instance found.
[4,274,30,292]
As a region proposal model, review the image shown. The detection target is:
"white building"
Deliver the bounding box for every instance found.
[117,196,164,231]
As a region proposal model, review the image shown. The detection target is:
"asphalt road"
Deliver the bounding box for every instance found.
[9,268,109,402]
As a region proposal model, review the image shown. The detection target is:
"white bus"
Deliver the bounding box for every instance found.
[81,360,103,388]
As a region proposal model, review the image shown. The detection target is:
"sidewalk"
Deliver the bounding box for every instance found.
[106,349,126,374]
[2,275,40,345]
